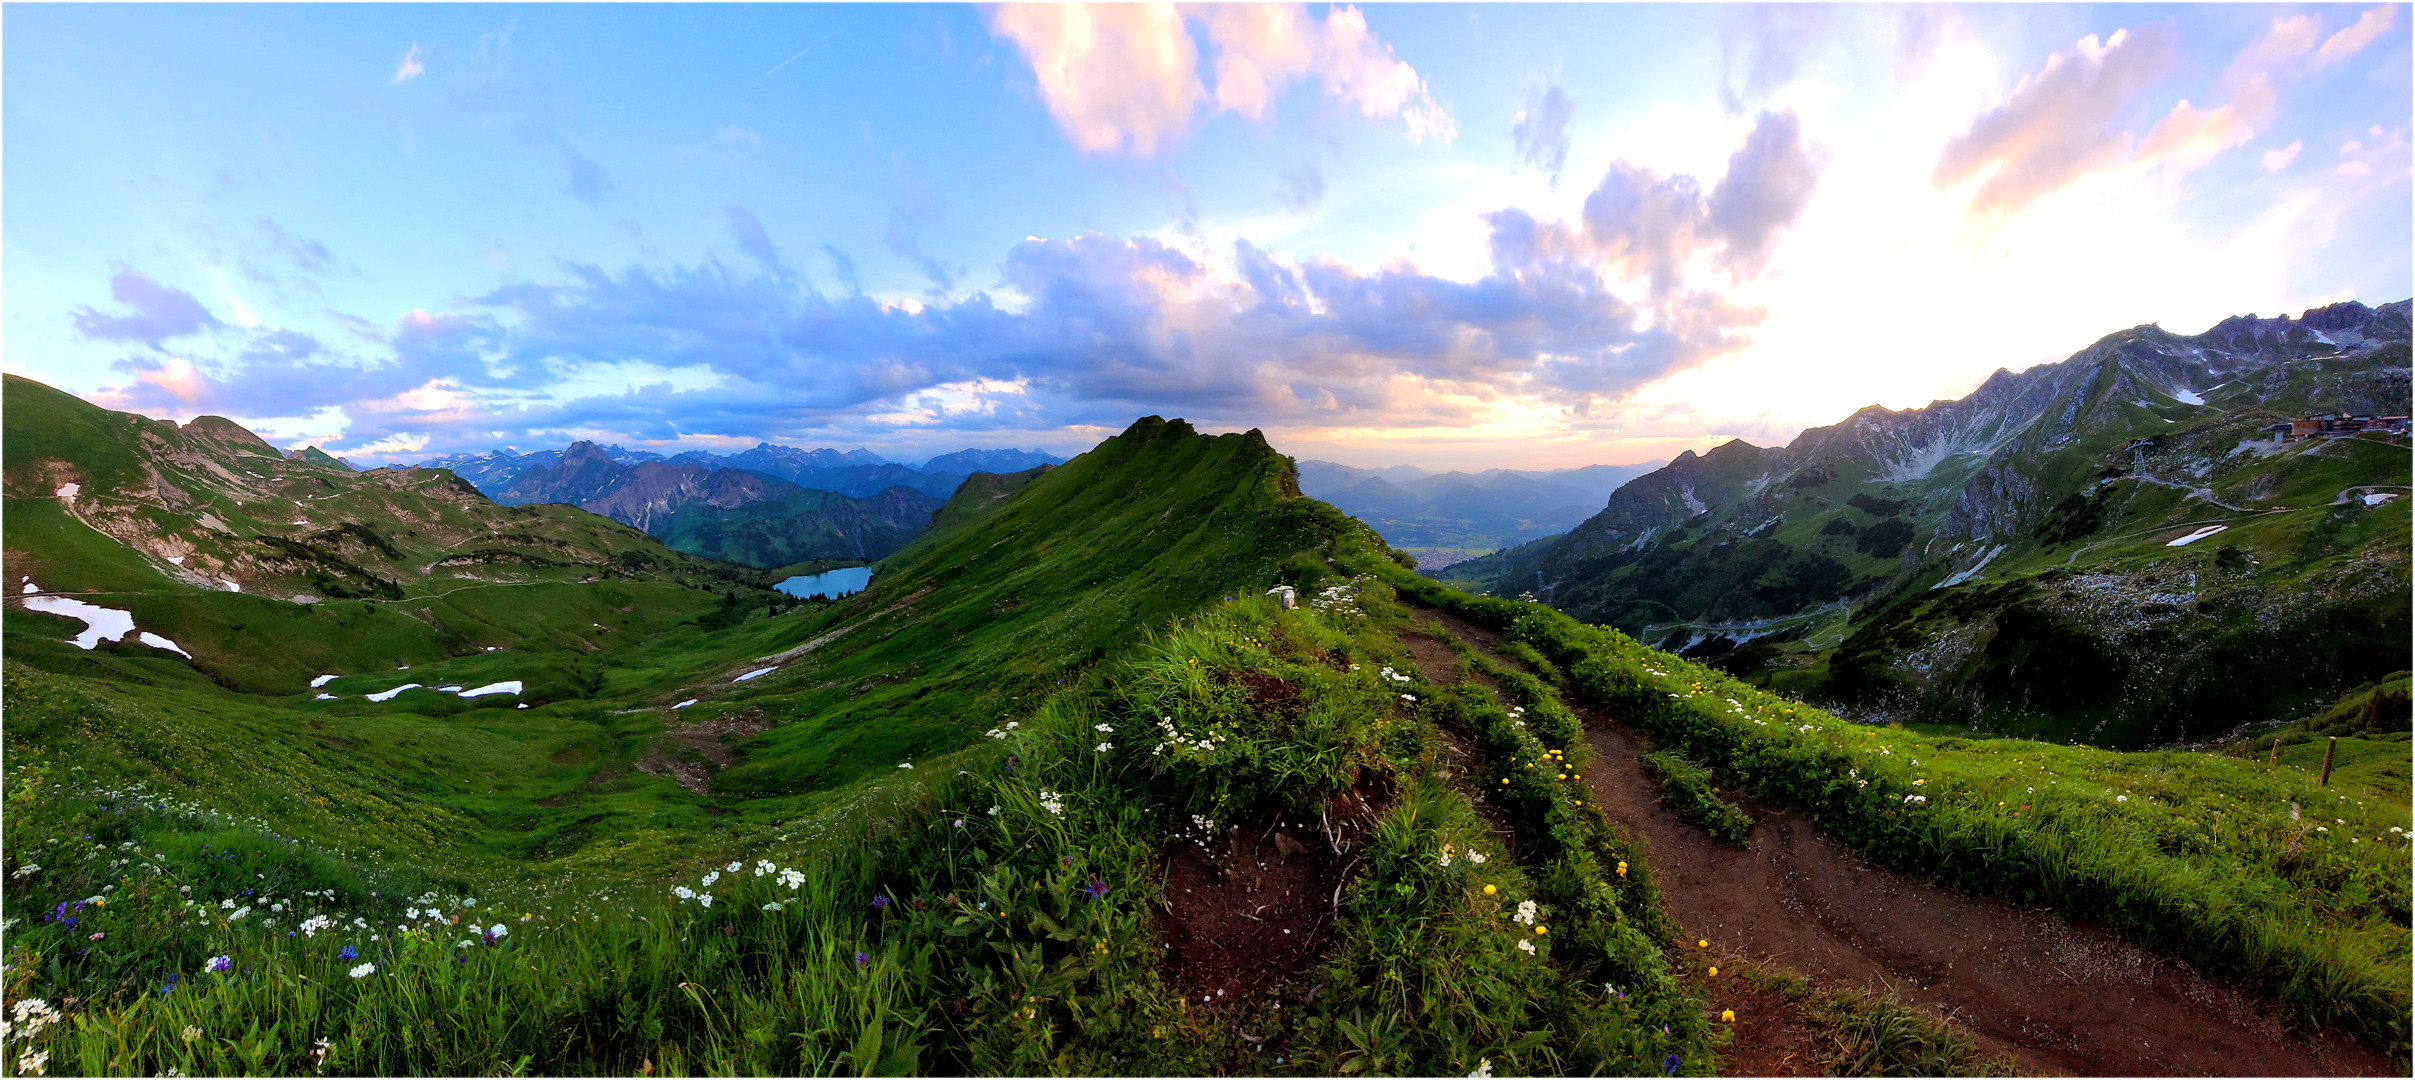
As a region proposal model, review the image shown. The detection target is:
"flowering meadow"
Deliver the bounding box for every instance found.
[1360,552,2414,1065]
[3,561,1734,1076]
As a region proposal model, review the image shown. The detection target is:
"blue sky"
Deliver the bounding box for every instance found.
[6,3,2408,469]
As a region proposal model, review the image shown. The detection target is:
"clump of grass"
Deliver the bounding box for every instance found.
[1639,750,1754,846]
[1808,989,2016,1077]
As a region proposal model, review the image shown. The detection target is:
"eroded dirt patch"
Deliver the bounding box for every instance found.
[636,714,773,795]
[1157,783,1387,1008]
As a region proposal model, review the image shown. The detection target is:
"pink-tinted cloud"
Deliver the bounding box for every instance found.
[987,3,1202,156]
[986,3,1451,157]
[392,43,425,84]
[2315,5,2397,65]
[1932,24,2180,213]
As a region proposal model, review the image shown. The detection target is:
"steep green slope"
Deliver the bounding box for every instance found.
[693,417,1361,795]
[891,463,1055,559]
[1449,301,2412,747]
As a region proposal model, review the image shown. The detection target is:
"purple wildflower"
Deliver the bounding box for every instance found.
[854,951,872,968]
[339,945,357,961]
[1664,1053,1680,1075]
[870,895,891,910]
[1082,877,1109,900]
[206,955,233,973]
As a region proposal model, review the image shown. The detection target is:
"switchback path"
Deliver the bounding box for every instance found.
[1404,607,2389,1078]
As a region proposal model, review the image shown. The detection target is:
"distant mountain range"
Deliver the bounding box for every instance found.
[1293,460,1662,570]
[1449,298,2412,747]
[417,441,1065,569]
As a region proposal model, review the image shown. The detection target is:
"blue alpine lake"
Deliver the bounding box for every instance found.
[774,566,873,599]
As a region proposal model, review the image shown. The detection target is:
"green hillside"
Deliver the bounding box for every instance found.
[649,485,943,568]
[1449,302,2413,748]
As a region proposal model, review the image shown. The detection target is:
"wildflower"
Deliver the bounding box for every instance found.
[2116,795,2127,803]
[1083,877,1109,900]
[160,973,180,995]
[1617,860,1627,877]
[988,805,1001,816]
[986,728,1008,739]
[1698,939,1708,948]
[206,955,233,973]
[674,886,696,900]
[1535,925,1548,936]
[1096,742,1113,753]
[755,860,776,877]
[17,1050,48,1077]
[1483,884,1497,895]
[1720,1009,1736,1023]
[1516,939,1537,955]
[484,923,508,945]
[348,962,375,978]
[1707,967,1717,976]
[699,894,714,908]
[1095,724,1114,733]
[1514,900,1537,925]
[871,895,892,910]
[726,861,742,873]
[898,761,914,769]
[1470,1059,1495,1079]
[762,902,784,912]
[780,869,807,890]
[1665,1054,1681,1075]
[339,945,358,961]
[855,951,872,968]
[702,871,721,888]
[1467,850,1486,864]
[181,1025,200,1042]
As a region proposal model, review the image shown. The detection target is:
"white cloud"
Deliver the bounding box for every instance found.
[987,3,1202,156]
[2261,140,2302,171]
[986,3,1451,157]
[1932,25,2179,214]
[2315,5,2397,65]
[392,43,426,84]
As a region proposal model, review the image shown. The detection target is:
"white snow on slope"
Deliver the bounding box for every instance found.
[2172,387,2204,405]
[311,674,339,687]
[55,483,80,499]
[673,699,698,709]
[23,594,136,649]
[734,667,777,682]
[2166,525,2228,547]
[366,683,423,702]
[458,681,523,698]
[138,632,191,658]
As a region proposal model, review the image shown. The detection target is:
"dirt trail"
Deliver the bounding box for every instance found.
[1406,609,2389,1077]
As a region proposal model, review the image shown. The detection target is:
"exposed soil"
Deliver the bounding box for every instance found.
[636,714,773,795]
[1156,781,1386,1009]
[1407,608,2392,1078]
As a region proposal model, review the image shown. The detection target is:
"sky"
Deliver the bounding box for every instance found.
[5,3,2409,471]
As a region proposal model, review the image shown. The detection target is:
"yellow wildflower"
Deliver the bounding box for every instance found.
[1720,1010,1736,1023]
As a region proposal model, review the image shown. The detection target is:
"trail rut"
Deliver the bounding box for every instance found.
[1407,608,2388,1077]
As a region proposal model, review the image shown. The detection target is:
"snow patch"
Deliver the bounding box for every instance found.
[310,674,339,687]
[221,580,242,593]
[734,667,777,682]
[166,555,186,565]
[315,693,337,701]
[2165,525,2228,547]
[22,595,136,649]
[672,699,698,709]
[138,632,191,658]
[2172,387,2204,405]
[365,683,423,702]
[1930,544,2006,590]
[458,681,522,698]
[2362,492,2399,507]
[55,483,80,500]
[21,581,39,595]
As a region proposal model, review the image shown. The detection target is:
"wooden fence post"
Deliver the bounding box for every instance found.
[2318,736,2337,787]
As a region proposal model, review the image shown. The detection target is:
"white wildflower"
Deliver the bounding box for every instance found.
[348,963,375,978]
[1096,742,1113,753]
[1516,939,1537,955]
[1513,899,1537,925]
